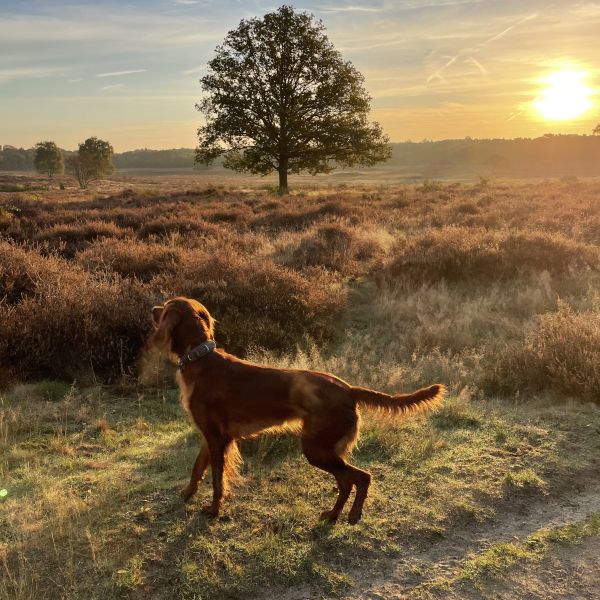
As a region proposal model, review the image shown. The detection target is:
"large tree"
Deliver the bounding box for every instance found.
[67,137,114,189]
[594,124,600,136]
[195,5,390,194]
[33,141,64,178]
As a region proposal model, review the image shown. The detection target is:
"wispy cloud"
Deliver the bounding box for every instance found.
[427,54,459,83]
[101,83,125,91]
[96,69,147,78]
[485,13,537,44]
[0,66,63,83]
[318,4,386,13]
[180,64,207,75]
[464,56,488,75]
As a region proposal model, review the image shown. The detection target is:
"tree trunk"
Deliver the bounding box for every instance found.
[278,160,289,195]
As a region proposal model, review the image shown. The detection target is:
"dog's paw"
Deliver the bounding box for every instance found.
[347,508,362,525]
[200,504,220,519]
[180,485,197,502]
[319,509,338,523]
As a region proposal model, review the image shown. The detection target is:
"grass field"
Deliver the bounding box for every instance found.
[1,174,600,599]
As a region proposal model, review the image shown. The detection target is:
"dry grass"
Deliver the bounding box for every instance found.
[3,178,600,398]
[381,227,600,285]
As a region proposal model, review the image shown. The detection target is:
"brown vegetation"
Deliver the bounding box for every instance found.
[1,178,600,403]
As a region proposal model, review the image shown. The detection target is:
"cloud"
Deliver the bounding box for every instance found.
[101,83,125,91]
[571,2,600,17]
[318,4,386,13]
[96,69,147,78]
[485,13,537,44]
[0,66,63,83]
[180,64,208,75]
[464,56,488,75]
[427,54,459,83]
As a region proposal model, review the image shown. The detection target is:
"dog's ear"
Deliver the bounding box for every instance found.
[151,305,164,329]
[152,305,181,351]
[197,306,216,339]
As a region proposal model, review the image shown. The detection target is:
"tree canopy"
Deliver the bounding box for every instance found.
[67,137,114,189]
[195,5,390,193]
[33,141,64,178]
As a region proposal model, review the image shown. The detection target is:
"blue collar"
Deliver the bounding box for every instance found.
[177,340,217,371]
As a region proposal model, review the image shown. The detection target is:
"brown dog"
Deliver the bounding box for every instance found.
[150,297,445,524]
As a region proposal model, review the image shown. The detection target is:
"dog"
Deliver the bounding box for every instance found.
[150,297,445,524]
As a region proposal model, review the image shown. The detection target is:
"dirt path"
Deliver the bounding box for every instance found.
[342,478,600,600]
[273,475,600,600]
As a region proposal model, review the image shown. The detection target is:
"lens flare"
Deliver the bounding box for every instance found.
[533,70,593,121]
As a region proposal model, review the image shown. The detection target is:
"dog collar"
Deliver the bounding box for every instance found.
[178,340,217,371]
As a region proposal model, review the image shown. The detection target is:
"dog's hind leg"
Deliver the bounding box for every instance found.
[181,444,210,502]
[346,467,371,525]
[302,409,371,524]
[302,443,353,523]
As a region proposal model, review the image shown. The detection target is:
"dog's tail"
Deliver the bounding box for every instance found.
[351,384,445,416]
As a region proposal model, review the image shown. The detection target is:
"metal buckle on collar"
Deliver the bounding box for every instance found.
[178,340,217,371]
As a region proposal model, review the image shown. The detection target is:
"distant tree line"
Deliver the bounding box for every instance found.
[2,133,600,178]
[0,137,114,189]
[0,146,211,171]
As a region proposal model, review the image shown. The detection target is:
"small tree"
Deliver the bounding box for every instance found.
[34,141,64,178]
[67,137,114,189]
[593,124,600,136]
[196,5,390,194]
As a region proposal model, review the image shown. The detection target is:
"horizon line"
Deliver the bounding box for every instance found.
[3,132,598,154]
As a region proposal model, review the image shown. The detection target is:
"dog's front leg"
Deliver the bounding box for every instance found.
[181,444,210,502]
[201,434,231,518]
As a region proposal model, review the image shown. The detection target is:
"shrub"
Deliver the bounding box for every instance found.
[251,200,361,232]
[483,303,600,402]
[138,215,221,240]
[33,220,132,257]
[284,224,381,274]
[77,239,181,281]
[0,241,74,304]
[0,243,152,382]
[382,228,600,285]
[153,251,347,354]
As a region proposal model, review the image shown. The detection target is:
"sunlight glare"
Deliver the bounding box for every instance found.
[533,70,593,121]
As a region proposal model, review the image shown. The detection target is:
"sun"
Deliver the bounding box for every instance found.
[533,70,593,121]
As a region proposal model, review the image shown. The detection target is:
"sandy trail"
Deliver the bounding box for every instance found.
[278,477,600,600]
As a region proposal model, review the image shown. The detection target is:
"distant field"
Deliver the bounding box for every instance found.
[1,173,599,599]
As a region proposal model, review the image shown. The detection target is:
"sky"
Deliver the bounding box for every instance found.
[1,0,599,151]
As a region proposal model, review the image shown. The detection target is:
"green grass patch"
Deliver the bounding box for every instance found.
[412,512,600,597]
[1,384,599,599]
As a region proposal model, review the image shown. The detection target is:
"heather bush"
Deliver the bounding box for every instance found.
[281,223,382,274]
[137,215,221,240]
[0,241,78,304]
[0,244,152,381]
[482,303,600,402]
[153,251,347,354]
[251,199,361,232]
[382,228,600,285]
[77,239,181,281]
[33,220,132,257]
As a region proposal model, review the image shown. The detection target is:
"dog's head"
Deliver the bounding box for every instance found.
[150,297,215,357]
